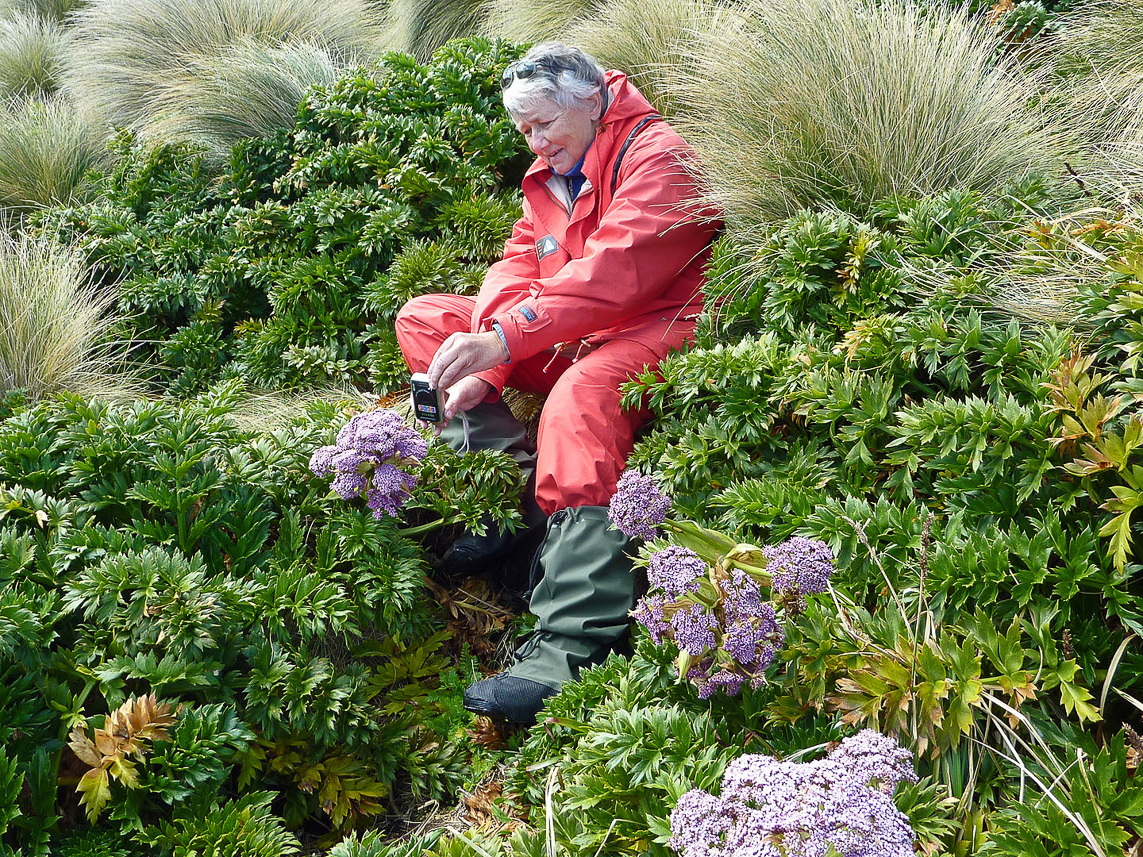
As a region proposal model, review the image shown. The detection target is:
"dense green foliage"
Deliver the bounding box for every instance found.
[608,193,1143,854]
[42,38,531,397]
[0,379,527,852]
[0,2,1141,853]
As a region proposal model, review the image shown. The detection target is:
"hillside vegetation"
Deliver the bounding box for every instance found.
[0,0,1141,855]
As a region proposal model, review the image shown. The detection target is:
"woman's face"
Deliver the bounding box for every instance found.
[512,93,602,176]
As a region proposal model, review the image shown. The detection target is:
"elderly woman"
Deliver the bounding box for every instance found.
[395,43,720,722]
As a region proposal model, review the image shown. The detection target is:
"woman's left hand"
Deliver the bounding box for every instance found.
[427,330,509,393]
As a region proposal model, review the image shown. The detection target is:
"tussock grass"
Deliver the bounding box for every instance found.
[1049,0,1143,148]
[565,0,724,117]
[0,11,69,97]
[1044,0,1143,201]
[0,95,109,210]
[385,0,491,61]
[224,384,361,433]
[0,232,137,402]
[482,0,597,45]
[60,0,386,142]
[669,0,1065,226]
[0,0,87,23]
[147,40,349,156]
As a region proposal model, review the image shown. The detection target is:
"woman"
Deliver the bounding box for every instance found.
[396,43,720,722]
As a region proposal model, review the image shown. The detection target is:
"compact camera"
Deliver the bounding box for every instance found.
[410,373,442,423]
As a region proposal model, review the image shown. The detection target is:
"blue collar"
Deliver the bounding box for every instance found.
[560,152,589,200]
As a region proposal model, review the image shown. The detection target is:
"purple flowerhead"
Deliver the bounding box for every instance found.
[670,603,718,656]
[632,594,671,645]
[309,445,337,477]
[668,790,744,857]
[670,731,918,857]
[828,729,919,793]
[336,408,428,464]
[721,603,783,673]
[721,568,764,623]
[365,463,418,519]
[311,408,428,517]
[647,545,706,599]
[331,471,369,500]
[608,469,672,540]
[765,537,834,607]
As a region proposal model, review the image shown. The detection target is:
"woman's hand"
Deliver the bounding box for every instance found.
[427,331,509,393]
[428,376,494,436]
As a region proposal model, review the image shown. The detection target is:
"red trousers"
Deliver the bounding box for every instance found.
[395,294,665,516]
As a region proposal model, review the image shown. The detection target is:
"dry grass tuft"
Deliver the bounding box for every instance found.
[0,10,69,97]
[384,0,491,61]
[0,0,87,23]
[667,0,1066,227]
[0,232,139,402]
[481,0,598,45]
[565,0,725,117]
[0,94,110,210]
[1049,0,1143,150]
[146,39,350,157]
[60,0,386,145]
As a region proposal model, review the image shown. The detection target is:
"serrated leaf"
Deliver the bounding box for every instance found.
[77,768,111,823]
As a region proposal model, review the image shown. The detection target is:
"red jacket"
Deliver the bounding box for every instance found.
[472,71,721,391]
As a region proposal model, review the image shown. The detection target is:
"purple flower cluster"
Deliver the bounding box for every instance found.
[309,409,427,519]
[632,547,785,698]
[669,730,919,857]
[608,469,672,540]
[764,536,835,610]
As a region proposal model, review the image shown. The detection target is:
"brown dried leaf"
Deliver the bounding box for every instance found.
[467,716,510,750]
[67,727,103,768]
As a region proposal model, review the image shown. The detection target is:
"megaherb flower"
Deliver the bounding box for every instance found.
[765,535,834,610]
[310,408,427,519]
[632,536,833,698]
[669,730,918,857]
[608,469,672,540]
[611,467,837,698]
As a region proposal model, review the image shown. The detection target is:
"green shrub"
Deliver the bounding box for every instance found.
[0,11,68,97]
[60,0,387,142]
[0,231,134,402]
[139,792,301,857]
[669,0,1068,225]
[44,38,531,396]
[0,381,526,849]
[978,729,1143,856]
[603,194,1143,852]
[0,94,109,210]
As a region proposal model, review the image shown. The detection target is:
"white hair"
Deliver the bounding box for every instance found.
[502,42,606,118]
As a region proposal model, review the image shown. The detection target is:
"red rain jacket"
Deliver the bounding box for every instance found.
[472,71,721,391]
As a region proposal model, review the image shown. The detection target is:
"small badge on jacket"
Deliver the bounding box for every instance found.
[536,235,559,260]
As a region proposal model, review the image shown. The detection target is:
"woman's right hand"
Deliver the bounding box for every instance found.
[432,375,494,435]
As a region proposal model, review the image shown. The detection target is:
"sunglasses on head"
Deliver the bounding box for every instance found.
[500,59,577,90]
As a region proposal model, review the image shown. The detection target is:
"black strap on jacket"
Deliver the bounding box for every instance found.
[610,114,662,196]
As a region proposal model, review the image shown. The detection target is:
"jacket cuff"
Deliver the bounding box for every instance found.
[490,320,511,363]
[492,297,552,362]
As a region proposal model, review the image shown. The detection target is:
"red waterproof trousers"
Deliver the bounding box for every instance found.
[395,293,670,516]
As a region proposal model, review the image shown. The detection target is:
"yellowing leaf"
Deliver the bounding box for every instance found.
[77,768,111,823]
[108,755,140,790]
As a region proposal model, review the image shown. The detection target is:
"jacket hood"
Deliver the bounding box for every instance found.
[599,70,657,125]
